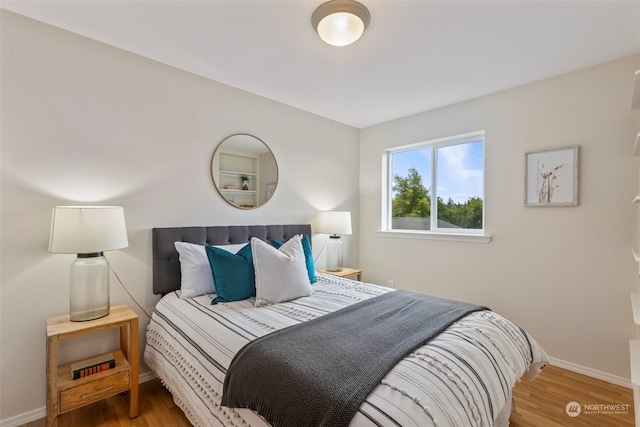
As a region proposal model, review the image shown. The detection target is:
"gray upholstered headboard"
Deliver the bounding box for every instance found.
[152,224,312,295]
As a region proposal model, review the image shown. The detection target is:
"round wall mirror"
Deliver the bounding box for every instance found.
[211,133,278,209]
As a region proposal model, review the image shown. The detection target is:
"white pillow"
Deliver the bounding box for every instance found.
[251,235,313,307]
[174,242,246,299]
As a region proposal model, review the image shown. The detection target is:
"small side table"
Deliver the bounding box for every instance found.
[46,305,139,427]
[318,267,363,281]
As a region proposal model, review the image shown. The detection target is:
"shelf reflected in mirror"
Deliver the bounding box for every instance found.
[211,133,278,209]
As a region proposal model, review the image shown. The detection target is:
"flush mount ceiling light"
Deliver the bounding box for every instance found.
[312,0,371,47]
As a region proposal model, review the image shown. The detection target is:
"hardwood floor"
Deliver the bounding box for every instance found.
[22,365,634,426]
[511,365,634,427]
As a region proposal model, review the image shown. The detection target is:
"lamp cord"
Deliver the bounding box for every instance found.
[105,255,153,320]
[313,240,328,264]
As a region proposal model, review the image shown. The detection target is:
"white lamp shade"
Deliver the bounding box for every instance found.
[49,206,129,254]
[317,211,352,235]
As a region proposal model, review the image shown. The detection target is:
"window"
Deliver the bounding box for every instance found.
[382,131,486,239]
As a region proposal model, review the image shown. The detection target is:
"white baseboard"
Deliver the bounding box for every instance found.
[0,371,158,427]
[0,407,46,427]
[139,370,157,383]
[548,357,632,388]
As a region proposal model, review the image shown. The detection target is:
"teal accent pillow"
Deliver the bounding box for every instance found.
[271,234,316,284]
[206,243,255,304]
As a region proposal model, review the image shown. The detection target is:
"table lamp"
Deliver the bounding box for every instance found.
[49,206,129,321]
[317,211,352,272]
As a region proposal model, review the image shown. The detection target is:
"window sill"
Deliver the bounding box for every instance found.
[376,230,492,243]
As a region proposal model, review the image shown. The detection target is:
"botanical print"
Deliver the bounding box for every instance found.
[535,160,567,204]
[525,146,578,206]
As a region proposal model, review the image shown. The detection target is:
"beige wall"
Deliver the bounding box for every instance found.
[0,12,359,422]
[360,54,640,382]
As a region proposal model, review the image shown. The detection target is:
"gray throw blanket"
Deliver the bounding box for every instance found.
[222,290,487,427]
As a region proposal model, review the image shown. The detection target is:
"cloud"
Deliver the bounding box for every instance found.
[439,143,482,181]
[437,142,483,202]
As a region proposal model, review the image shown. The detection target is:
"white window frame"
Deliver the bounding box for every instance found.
[379,131,491,243]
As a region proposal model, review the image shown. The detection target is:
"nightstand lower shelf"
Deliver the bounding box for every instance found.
[46,305,139,427]
[57,350,130,413]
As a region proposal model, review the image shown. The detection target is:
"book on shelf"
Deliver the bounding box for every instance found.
[71,353,115,380]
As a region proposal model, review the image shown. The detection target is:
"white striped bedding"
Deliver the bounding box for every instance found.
[144,273,547,427]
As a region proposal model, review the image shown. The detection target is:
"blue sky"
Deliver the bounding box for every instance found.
[391,140,483,204]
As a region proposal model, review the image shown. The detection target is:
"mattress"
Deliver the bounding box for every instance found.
[144,273,547,427]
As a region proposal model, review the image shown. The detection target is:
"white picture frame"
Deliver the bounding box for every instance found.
[524,145,579,207]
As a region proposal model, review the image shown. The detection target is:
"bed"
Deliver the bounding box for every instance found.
[144,224,547,427]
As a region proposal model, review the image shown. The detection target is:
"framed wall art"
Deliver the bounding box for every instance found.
[524,145,579,207]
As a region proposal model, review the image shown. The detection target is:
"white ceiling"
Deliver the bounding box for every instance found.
[2,0,640,129]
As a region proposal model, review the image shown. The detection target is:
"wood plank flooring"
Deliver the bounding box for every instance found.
[510,365,634,427]
[22,365,634,426]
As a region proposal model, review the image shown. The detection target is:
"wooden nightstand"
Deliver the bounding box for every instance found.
[46,305,139,427]
[318,267,363,281]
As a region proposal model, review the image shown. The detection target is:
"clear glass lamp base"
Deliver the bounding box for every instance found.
[326,235,344,272]
[70,253,110,322]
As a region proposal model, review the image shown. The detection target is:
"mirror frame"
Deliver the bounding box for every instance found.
[210,133,279,210]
